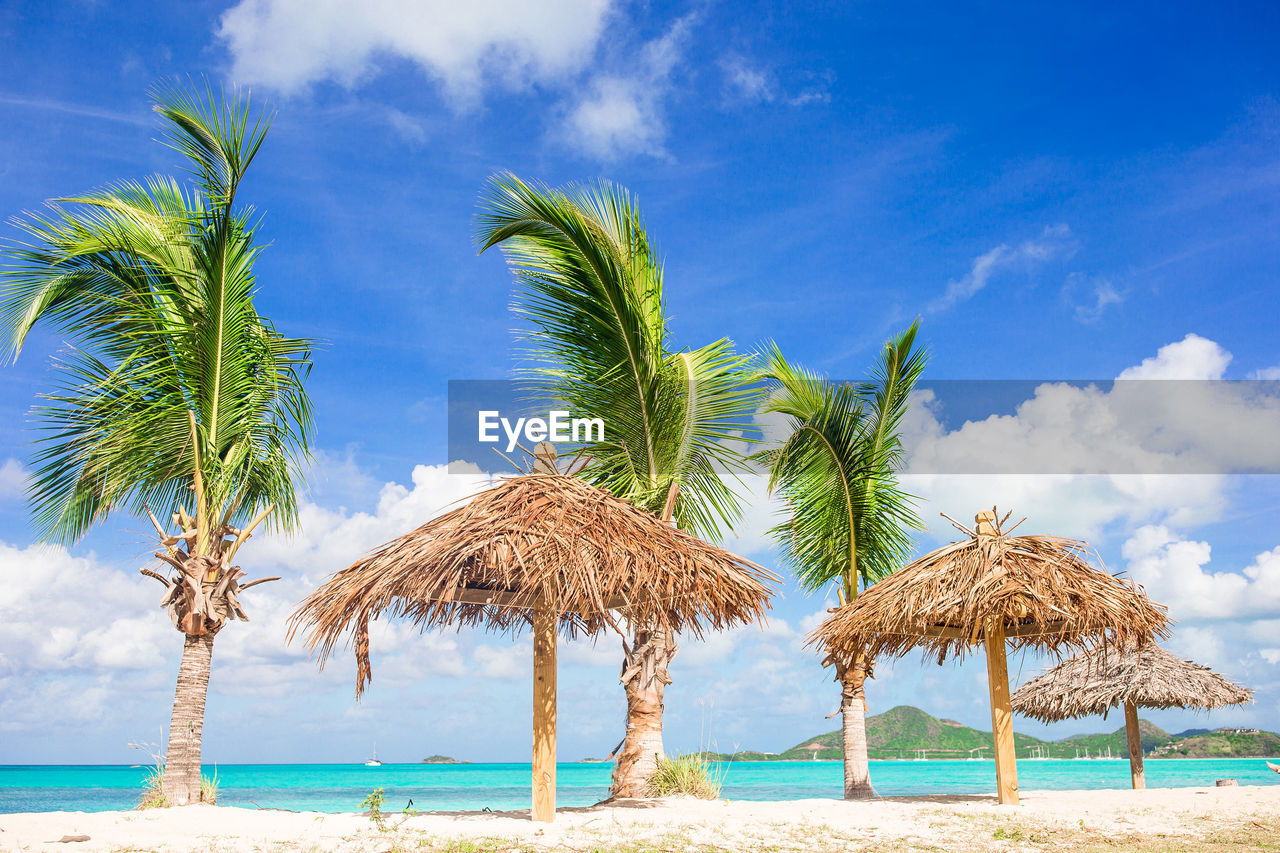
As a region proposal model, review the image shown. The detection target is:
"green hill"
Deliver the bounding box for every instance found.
[770,705,1053,760]
[1052,720,1170,758]
[1154,730,1280,758]
[705,705,1278,761]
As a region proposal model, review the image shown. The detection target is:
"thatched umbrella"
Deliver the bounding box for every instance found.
[1012,644,1252,789]
[810,508,1170,805]
[290,456,776,823]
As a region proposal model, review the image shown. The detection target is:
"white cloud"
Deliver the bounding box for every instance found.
[930,224,1076,312]
[560,14,692,160]
[0,542,170,677]
[0,457,25,499]
[719,56,832,107]
[243,462,499,582]
[1069,275,1124,322]
[721,56,774,103]
[679,618,797,668]
[1116,333,1232,380]
[1123,525,1280,621]
[217,0,613,98]
[473,641,529,680]
[899,341,1280,481]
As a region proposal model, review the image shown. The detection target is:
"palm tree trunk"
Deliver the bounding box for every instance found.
[610,627,675,798]
[838,657,874,799]
[161,634,214,805]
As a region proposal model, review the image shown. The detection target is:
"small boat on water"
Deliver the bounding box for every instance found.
[1267,760,1279,774]
[364,742,382,767]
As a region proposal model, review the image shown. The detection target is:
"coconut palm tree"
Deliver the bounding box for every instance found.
[476,173,760,796]
[755,321,925,798]
[1,86,313,805]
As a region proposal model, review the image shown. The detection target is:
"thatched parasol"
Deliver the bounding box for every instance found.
[1012,644,1252,789]
[291,452,776,822]
[810,508,1170,804]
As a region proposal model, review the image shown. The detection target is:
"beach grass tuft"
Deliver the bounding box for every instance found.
[201,769,218,805]
[136,763,166,809]
[644,752,724,799]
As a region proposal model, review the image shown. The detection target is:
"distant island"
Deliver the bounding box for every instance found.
[702,705,1280,761]
[420,755,466,764]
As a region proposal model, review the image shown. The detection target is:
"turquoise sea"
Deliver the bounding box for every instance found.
[1,759,1276,814]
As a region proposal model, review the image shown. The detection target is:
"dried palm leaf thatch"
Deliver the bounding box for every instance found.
[290,472,777,696]
[809,509,1170,666]
[1012,643,1252,722]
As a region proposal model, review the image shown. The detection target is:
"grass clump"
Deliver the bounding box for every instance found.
[644,752,724,799]
[130,741,218,808]
[363,787,387,830]
[200,769,218,805]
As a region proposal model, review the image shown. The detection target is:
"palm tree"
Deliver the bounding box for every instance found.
[476,173,760,796]
[1,86,313,805]
[755,321,925,798]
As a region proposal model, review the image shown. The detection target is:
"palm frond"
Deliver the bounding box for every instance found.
[1,85,310,544]
[754,324,927,598]
[476,173,758,541]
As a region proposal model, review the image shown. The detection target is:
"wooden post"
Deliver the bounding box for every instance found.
[1124,700,1146,790]
[984,617,1019,805]
[532,603,557,823]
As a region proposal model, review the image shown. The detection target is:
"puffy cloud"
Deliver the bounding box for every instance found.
[559,14,692,160]
[1117,333,1232,380]
[1122,525,1280,621]
[473,641,529,680]
[678,617,798,668]
[217,0,613,98]
[930,224,1076,312]
[0,542,170,677]
[242,462,499,582]
[898,347,1280,481]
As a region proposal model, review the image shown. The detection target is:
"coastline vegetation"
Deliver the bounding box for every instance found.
[644,753,725,799]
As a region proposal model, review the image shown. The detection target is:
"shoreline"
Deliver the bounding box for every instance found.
[1,785,1277,852]
[4,755,1276,766]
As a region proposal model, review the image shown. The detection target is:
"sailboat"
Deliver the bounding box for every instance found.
[364,742,382,767]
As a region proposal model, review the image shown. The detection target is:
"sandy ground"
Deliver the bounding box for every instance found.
[2,786,1279,852]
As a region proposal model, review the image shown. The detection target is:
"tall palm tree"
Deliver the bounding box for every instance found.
[1,86,313,805]
[476,173,760,796]
[755,321,925,798]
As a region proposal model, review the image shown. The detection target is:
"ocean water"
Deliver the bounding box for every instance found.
[1,759,1276,814]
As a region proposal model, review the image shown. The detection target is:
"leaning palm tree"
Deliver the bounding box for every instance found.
[755,321,925,799]
[476,173,761,797]
[1,86,313,805]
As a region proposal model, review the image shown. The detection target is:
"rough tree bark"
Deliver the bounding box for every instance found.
[610,627,677,798]
[836,655,874,800]
[161,633,214,805]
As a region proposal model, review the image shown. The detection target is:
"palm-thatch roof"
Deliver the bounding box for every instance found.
[810,509,1170,665]
[1011,644,1253,722]
[291,472,777,694]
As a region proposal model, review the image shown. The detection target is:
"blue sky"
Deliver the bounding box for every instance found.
[1,1,1278,768]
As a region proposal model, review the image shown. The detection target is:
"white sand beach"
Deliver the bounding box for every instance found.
[2,786,1278,852]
